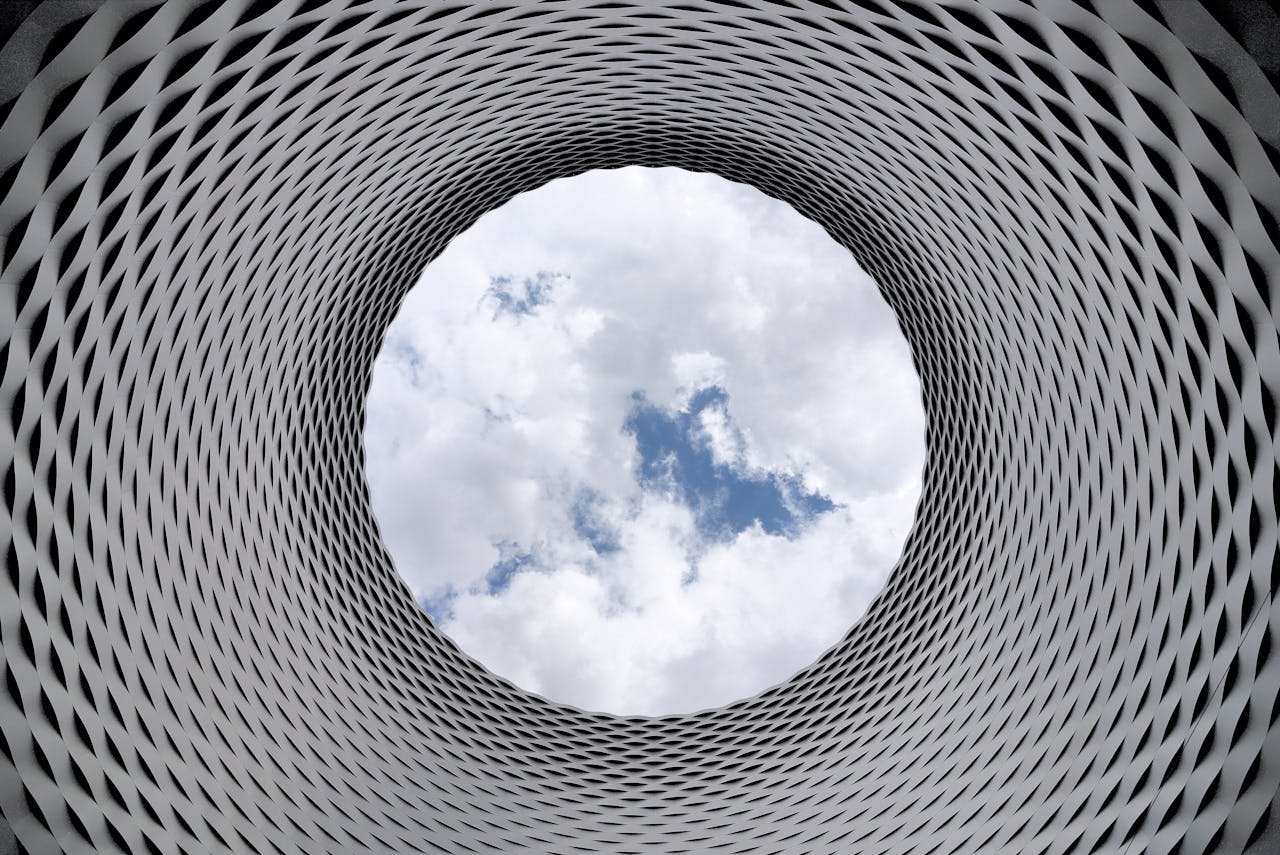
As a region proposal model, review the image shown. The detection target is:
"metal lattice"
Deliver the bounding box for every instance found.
[1,2,1278,852]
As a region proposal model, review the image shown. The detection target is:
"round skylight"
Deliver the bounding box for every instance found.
[365,166,925,715]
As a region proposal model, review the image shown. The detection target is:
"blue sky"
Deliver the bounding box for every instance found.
[625,386,836,543]
[486,271,564,319]
[421,380,840,624]
[364,166,925,715]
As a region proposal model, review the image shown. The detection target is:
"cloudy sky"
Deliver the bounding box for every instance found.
[364,166,925,716]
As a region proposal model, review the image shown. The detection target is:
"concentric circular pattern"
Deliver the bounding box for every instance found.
[1,2,1278,853]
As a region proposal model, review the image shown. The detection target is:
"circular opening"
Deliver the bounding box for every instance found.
[365,166,925,715]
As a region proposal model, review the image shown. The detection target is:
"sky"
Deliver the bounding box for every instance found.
[364,166,925,716]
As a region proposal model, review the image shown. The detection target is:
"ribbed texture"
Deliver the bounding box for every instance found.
[1,2,1278,852]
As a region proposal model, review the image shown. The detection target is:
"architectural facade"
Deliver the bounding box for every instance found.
[1,1,1278,852]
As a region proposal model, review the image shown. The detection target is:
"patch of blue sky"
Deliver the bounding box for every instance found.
[483,543,537,595]
[571,488,621,556]
[624,386,836,541]
[420,587,457,625]
[485,271,565,318]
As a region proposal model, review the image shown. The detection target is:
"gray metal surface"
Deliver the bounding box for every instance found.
[1,1,1278,852]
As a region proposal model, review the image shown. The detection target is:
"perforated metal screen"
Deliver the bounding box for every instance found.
[2,1,1279,853]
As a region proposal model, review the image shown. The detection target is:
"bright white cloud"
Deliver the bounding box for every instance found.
[364,166,925,715]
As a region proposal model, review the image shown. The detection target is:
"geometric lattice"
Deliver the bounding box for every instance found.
[2,2,1278,852]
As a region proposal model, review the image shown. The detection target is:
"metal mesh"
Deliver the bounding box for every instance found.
[1,1,1278,852]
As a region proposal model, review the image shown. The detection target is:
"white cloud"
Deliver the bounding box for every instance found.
[364,166,925,715]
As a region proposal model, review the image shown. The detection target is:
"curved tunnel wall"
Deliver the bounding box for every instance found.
[1,1,1278,852]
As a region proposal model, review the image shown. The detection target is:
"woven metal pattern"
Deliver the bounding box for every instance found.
[2,1,1278,852]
